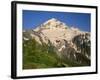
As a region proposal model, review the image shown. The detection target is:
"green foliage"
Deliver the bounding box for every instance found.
[23,39,65,69]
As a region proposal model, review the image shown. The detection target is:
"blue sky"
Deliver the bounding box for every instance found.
[23,10,91,32]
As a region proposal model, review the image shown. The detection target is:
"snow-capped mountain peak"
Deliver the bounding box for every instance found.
[35,18,68,30]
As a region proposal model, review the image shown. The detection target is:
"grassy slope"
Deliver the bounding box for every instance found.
[23,39,66,69]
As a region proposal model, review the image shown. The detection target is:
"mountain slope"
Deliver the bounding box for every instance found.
[23,18,91,69]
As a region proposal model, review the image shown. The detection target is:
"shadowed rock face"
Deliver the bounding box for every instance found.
[54,33,91,66]
[23,18,91,66]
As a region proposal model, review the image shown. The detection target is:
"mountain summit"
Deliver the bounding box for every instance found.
[23,18,91,67]
[43,18,67,28]
[34,18,68,31]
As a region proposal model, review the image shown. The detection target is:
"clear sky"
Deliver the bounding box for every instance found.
[23,10,91,32]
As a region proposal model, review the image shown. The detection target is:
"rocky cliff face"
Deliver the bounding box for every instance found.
[23,18,91,66]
